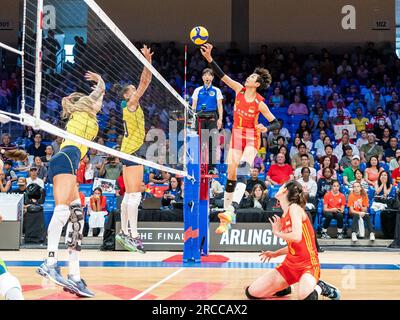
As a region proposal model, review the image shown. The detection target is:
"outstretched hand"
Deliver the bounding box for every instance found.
[141,45,154,63]
[259,250,276,263]
[84,71,102,83]
[200,43,214,63]
[269,215,282,235]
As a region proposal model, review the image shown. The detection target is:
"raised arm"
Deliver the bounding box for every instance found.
[86,71,105,102]
[127,45,153,110]
[200,43,243,94]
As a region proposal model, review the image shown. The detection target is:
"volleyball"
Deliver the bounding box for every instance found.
[190,26,209,45]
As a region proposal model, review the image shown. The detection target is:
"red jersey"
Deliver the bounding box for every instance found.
[280,207,319,269]
[233,88,264,129]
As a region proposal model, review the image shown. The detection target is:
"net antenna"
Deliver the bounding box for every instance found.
[20,0,196,178]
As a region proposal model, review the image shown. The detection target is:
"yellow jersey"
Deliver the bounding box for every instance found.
[351,117,369,132]
[120,105,145,155]
[61,111,99,159]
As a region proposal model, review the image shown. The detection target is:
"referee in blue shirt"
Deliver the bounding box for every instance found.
[192,68,223,174]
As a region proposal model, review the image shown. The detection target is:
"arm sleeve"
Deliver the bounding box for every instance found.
[88,77,106,102]
[265,119,280,132]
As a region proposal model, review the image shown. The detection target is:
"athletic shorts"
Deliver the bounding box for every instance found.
[276,262,320,286]
[0,259,7,276]
[47,146,81,183]
[121,152,143,167]
[230,128,260,152]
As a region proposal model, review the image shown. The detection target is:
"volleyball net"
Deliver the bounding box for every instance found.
[0,0,195,178]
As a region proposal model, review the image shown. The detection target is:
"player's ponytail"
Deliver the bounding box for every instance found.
[62,92,98,119]
[285,180,307,209]
[2,149,28,162]
[254,68,272,91]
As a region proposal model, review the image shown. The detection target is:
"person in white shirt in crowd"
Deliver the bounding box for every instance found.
[26,167,44,189]
[336,59,352,76]
[314,130,327,153]
[316,135,332,158]
[301,130,313,152]
[356,130,369,150]
[294,154,317,181]
[333,133,359,160]
[369,106,392,129]
[328,101,351,122]
[389,149,400,171]
[306,77,324,99]
[297,167,318,198]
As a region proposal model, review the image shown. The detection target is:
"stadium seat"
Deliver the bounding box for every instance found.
[45,184,54,197]
[367,186,375,203]
[17,171,29,178]
[80,184,94,197]
[268,185,281,198]
[380,162,389,172]
[337,173,343,185]
[360,162,366,171]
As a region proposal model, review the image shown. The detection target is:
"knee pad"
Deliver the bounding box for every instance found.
[245,286,262,300]
[237,161,251,184]
[303,290,318,300]
[66,203,84,251]
[225,179,237,193]
[0,272,22,298]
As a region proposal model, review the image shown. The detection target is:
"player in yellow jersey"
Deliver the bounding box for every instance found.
[37,71,105,298]
[115,45,153,253]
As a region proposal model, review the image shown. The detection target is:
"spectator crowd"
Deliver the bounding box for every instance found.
[2,39,400,241]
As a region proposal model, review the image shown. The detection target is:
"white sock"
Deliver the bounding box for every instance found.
[315,285,322,296]
[47,204,70,265]
[338,228,343,233]
[5,287,24,300]
[223,192,234,210]
[120,193,129,235]
[232,182,247,206]
[68,250,80,282]
[322,228,327,233]
[127,192,141,238]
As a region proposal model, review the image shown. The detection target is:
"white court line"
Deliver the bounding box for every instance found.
[131,268,185,300]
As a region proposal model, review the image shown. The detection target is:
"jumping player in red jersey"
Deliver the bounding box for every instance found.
[245,180,340,300]
[200,43,280,234]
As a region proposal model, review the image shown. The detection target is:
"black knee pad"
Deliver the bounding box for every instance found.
[304,290,318,300]
[245,286,262,300]
[274,286,292,297]
[225,179,237,193]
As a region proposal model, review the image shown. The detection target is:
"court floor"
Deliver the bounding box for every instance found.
[1,250,400,300]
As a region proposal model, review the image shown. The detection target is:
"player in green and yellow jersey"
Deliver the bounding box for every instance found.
[37,71,105,298]
[115,45,153,253]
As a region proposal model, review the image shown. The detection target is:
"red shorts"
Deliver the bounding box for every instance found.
[230,128,260,152]
[276,263,320,286]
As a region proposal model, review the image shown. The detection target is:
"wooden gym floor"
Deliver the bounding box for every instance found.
[1,250,400,300]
